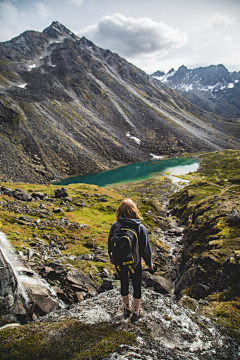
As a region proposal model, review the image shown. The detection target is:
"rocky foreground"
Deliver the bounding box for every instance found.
[1,288,239,360]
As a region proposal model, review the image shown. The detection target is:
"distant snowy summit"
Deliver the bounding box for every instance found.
[151,65,240,118]
[151,64,240,93]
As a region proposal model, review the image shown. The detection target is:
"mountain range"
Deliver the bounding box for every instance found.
[151,65,240,119]
[0,21,240,184]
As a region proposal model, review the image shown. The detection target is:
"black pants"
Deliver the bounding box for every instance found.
[116,264,142,299]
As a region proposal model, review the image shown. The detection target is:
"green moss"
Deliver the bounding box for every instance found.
[151,237,170,253]
[211,298,240,342]
[0,320,136,360]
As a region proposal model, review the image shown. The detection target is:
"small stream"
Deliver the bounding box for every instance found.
[0,231,29,304]
[0,231,64,308]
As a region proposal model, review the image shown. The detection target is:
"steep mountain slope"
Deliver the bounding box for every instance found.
[152,65,240,118]
[0,22,240,184]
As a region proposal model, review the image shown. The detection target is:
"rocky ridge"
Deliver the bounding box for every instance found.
[1,22,240,183]
[151,64,240,119]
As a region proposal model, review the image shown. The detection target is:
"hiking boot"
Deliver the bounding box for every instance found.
[124,304,131,318]
[131,308,143,323]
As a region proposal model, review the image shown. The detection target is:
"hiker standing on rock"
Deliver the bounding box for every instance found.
[108,198,153,322]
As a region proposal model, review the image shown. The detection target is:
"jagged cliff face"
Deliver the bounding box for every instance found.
[152,65,240,119]
[1,22,240,184]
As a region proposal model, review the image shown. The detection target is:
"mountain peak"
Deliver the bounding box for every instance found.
[151,64,240,118]
[43,21,79,41]
[178,65,188,72]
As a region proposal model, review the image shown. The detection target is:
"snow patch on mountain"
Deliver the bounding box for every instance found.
[28,64,36,71]
[179,84,193,92]
[151,153,164,159]
[126,133,141,144]
[153,69,176,83]
[17,83,28,89]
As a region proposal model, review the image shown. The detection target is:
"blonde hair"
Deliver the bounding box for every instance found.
[116,198,142,221]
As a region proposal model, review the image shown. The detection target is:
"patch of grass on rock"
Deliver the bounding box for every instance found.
[0,320,136,360]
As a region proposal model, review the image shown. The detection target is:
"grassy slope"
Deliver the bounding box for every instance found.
[0,183,122,281]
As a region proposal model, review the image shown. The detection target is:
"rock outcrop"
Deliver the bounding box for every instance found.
[0,250,18,312]
[35,288,240,360]
[169,150,240,301]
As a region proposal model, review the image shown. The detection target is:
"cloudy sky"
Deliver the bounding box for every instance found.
[0,0,239,74]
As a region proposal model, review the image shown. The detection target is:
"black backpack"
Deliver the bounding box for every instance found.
[110,224,140,272]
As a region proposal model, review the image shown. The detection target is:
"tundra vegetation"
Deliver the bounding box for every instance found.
[0,149,239,359]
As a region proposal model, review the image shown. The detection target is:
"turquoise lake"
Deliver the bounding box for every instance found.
[54,157,199,188]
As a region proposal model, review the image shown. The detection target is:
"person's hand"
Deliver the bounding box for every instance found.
[110,259,113,264]
[148,264,156,274]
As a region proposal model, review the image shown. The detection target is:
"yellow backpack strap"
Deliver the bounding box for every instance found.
[128,264,135,274]
[117,265,121,272]
[122,260,133,265]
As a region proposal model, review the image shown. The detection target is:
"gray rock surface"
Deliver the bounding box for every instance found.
[38,288,240,360]
[0,251,18,311]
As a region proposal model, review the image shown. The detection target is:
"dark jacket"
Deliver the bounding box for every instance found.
[108,216,152,267]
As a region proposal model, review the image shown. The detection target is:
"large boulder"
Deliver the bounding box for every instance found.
[12,190,32,202]
[142,272,174,295]
[12,295,28,324]
[29,293,59,316]
[66,269,97,297]
[149,200,167,218]
[1,187,13,196]
[227,209,240,225]
[31,192,48,200]
[74,200,86,207]
[54,188,68,198]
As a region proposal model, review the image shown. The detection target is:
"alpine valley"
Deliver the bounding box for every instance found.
[0,21,240,184]
[0,22,240,360]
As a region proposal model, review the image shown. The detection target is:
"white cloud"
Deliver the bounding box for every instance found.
[77,13,188,57]
[0,0,53,42]
[0,0,19,27]
[223,35,232,48]
[0,0,26,41]
[208,13,236,32]
[66,0,84,7]
[36,3,51,20]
